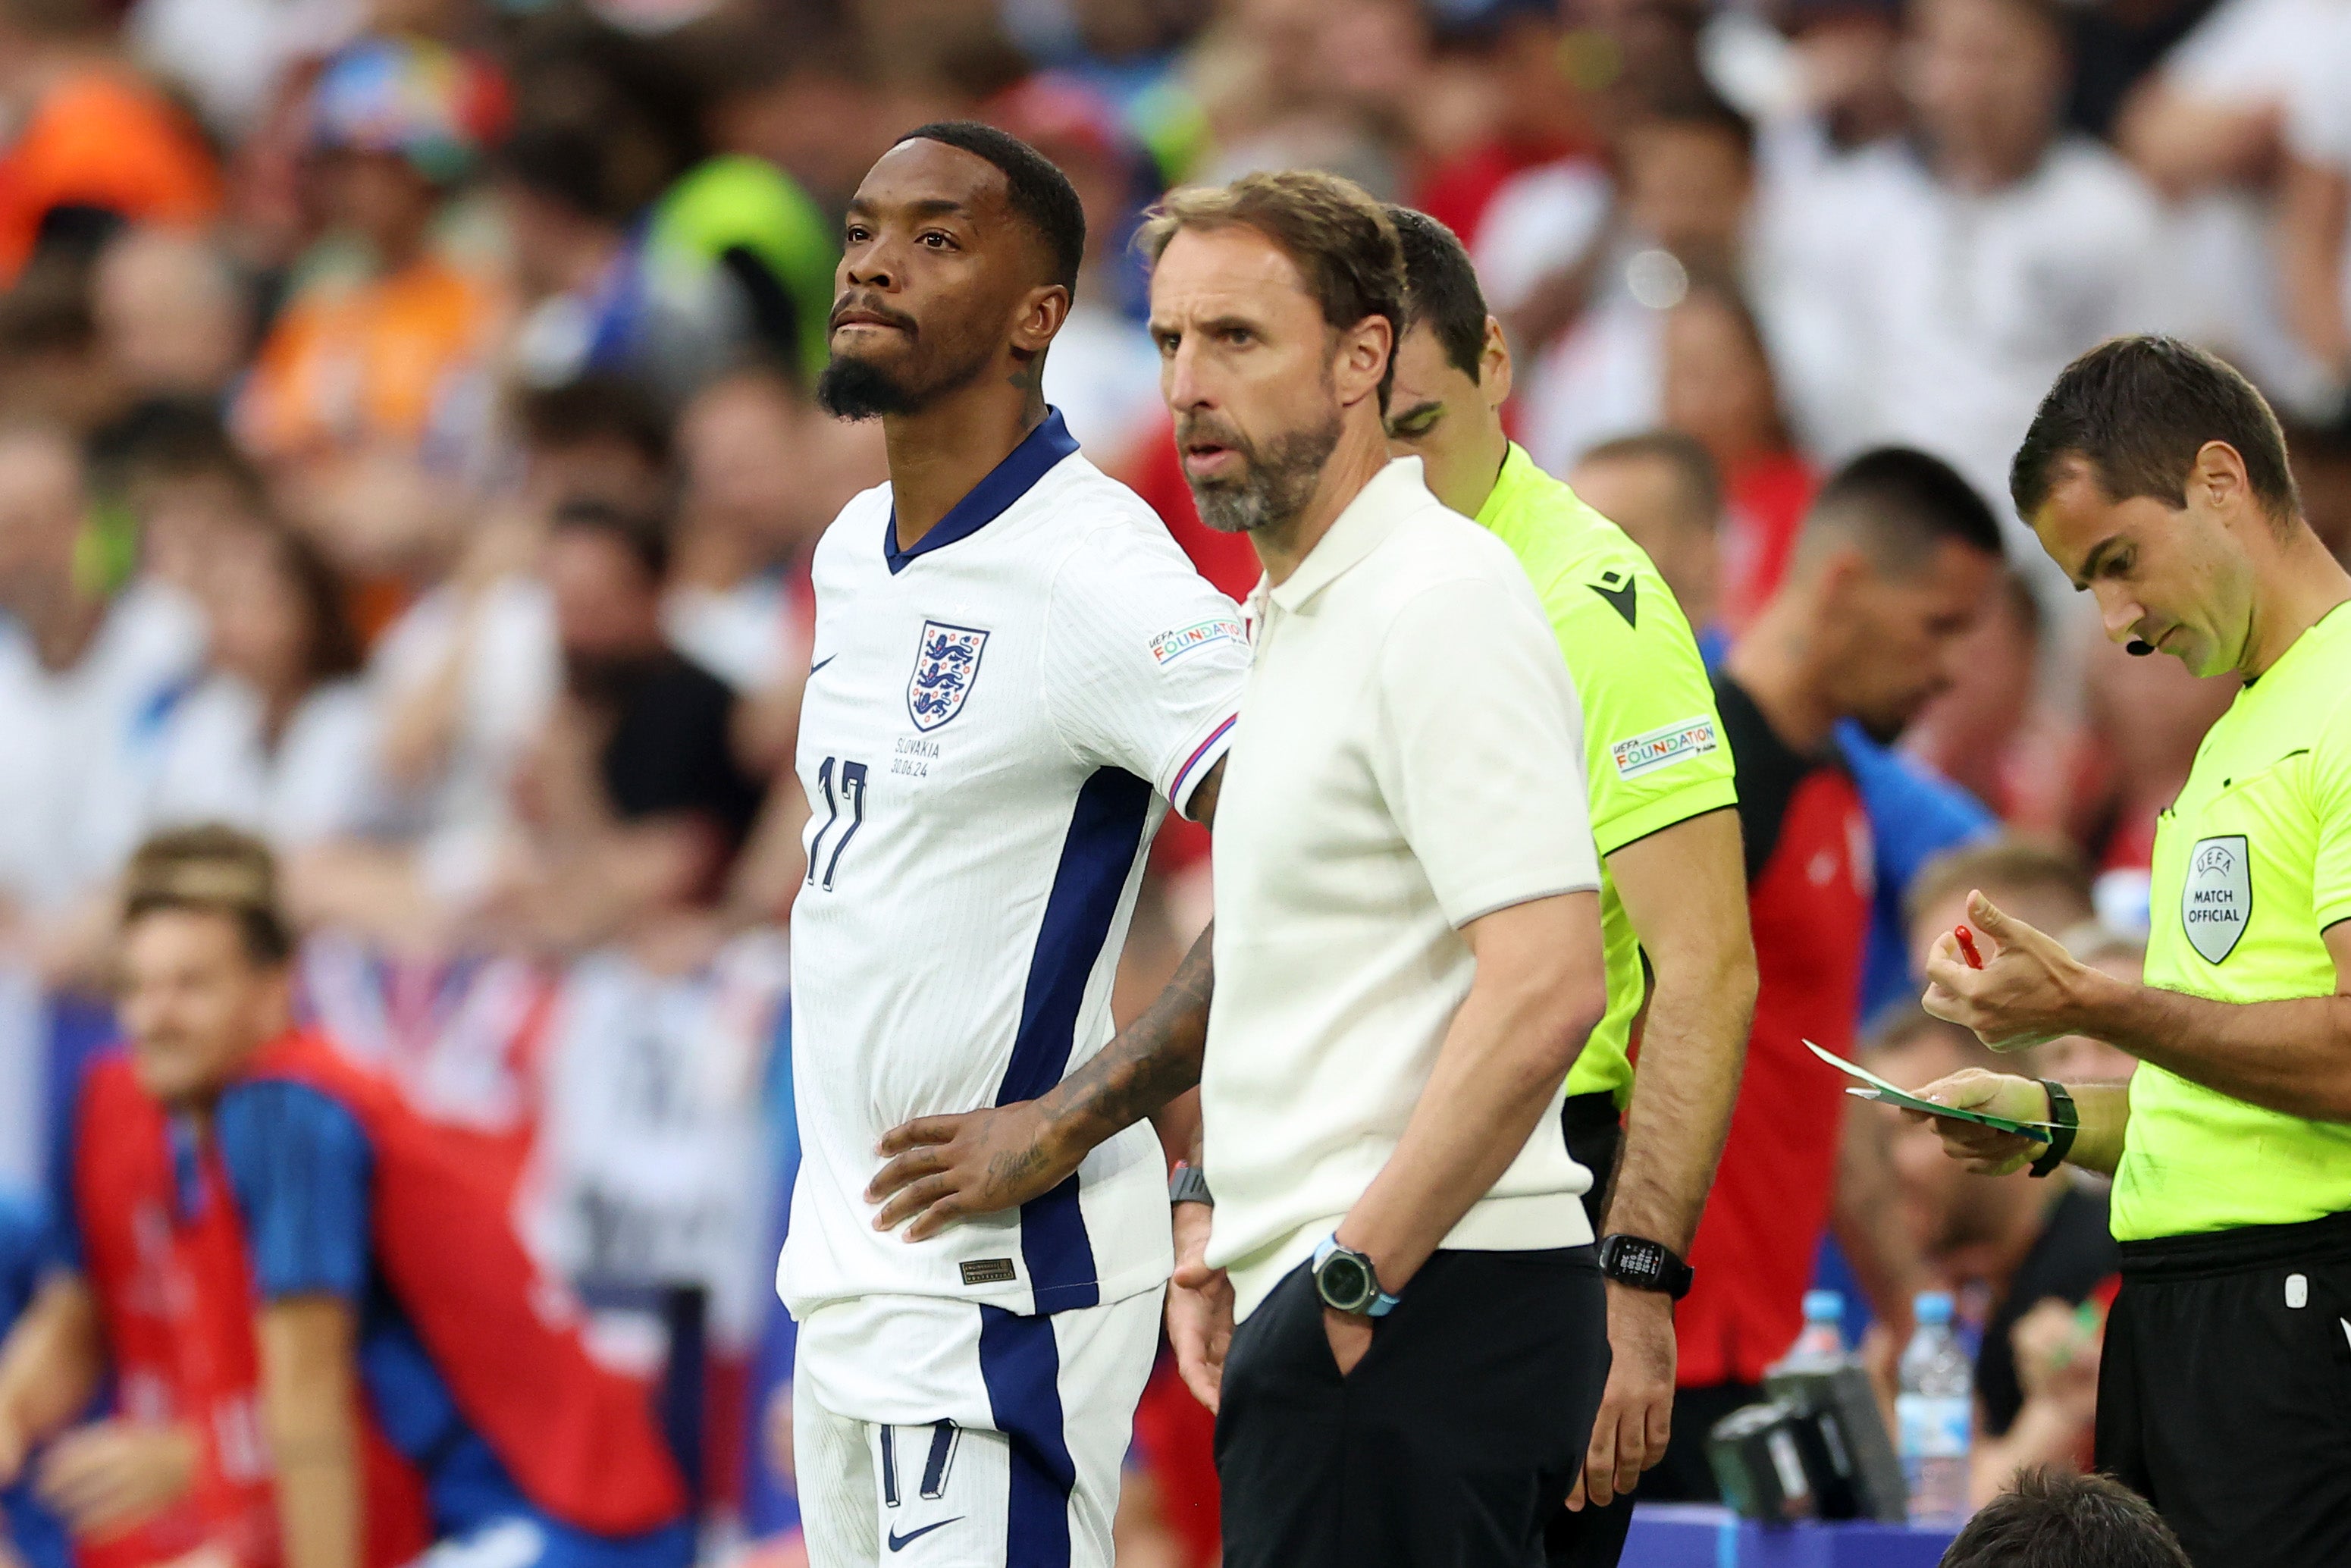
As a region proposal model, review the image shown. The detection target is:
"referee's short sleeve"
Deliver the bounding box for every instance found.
[1541,562,1738,857]
[2310,692,2351,933]
[215,1080,375,1303]
[1041,520,1251,817]
[1370,574,1603,927]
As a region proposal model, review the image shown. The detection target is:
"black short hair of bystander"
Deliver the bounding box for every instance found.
[1939,1469,2192,1568]
[1804,446,2006,576]
[1387,206,1488,384]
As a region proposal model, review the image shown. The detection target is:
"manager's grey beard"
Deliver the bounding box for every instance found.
[1185,412,1343,535]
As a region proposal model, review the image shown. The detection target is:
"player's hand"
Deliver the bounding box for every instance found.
[867,1102,1081,1240]
[1921,892,2092,1052]
[1166,1203,1232,1413]
[1900,1068,2051,1175]
[1568,1284,1675,1511]
[0,1410,27,1488]
[36,1419,199,1535]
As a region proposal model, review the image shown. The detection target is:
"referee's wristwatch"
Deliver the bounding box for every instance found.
[1597,1234,1695,1300]
[2029,1080,2080,1178]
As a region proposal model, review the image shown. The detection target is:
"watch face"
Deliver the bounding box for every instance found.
[1608,1238,1663,1282]
[1317,1251,1372,1312]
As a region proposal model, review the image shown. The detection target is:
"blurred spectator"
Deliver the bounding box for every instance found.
[0,1187,67,1568]
[89,227,252,411]
[110,406,268,601]
[2272,5,2351,402]
[1407,1,1596,247]
[1495,89,1758,473]
[1661,448,2001,1498]
[1661,274,1817,630]
[501,115,743,411]
[1567,428,1725,639]
[989,71,1165,459]
[1770,0,2174,592]
[142,519,385,851]
[1903,570,2064,826]
[1862,1008,2117,1502]
[235,36,509,494]
[1939,1467,2193,1568]
[0,0,221,286]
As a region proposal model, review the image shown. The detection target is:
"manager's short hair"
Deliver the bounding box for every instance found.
[2011,335,2299,530]
[1387,205,1488,383]
[1140,171,1405,411]
[122,825,294,967]
[1801,446,2005,576]
[1939,1469,2190,1568]
[898,121,1086,293]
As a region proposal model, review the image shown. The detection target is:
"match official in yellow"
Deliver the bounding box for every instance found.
[1379,208,1756,1568]
[1914,335,2351,1567]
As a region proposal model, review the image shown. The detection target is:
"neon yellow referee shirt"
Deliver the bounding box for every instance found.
[1474,444,1740,1102]
[2117,601,2351,1240]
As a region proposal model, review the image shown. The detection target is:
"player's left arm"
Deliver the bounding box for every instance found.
[256,1297,364,1568]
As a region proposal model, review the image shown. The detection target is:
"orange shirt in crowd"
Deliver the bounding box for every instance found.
[237,254,505,466]
[0,66,221,281]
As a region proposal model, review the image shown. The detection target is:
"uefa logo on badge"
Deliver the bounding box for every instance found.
[2182,834,2251,963]
[908,620,989,732]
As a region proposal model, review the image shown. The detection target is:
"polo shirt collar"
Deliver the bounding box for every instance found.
[1266,456,1430,612]
[884,407,1080,574]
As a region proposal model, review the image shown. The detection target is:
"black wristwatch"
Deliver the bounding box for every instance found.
[1312,1234,1400,1317]
[1168,1162,1213,1207]
[2030,1080,2080,1178]
[1597,1234,1694,1300]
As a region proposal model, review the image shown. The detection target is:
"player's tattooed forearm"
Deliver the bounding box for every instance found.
[1042,929,1215,1140]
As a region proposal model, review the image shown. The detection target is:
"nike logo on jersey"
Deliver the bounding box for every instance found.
[1590,570,1638,628]
[810,654,836,675]
[886,1519,962,1552]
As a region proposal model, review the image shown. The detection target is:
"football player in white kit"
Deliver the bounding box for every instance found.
[777,124,1249,1568]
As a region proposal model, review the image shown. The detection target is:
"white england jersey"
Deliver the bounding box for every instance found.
[779,410,1248,1323]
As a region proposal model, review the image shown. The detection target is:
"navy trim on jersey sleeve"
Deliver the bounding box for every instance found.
[884,409,1080,574]
[215,1080,375,1302]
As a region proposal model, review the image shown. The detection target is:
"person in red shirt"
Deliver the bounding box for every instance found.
[0,826,691,1568]
[1649,447,2004,1497]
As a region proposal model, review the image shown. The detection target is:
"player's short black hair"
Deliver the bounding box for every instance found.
[1578,431,1722,535]
[2011,334,2300,531]
[1939,1469,2190,1568]
[898,121,1086,293]
[1387,205,1489,383]
[1804,446,2005,575]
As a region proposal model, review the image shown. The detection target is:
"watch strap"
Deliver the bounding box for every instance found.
[1597,1233,1694,1300]
[2030,1080,2079,1178]
[1168,1162,1213,1206]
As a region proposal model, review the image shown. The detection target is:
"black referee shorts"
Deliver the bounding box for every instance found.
[2097,1209,2351,1568]
[1215,1247,1608,1568]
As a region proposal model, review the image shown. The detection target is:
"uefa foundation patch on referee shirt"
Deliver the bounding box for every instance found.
[1612,716,1721,781]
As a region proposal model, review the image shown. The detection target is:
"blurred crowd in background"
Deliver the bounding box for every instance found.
[0,0,2340,1557]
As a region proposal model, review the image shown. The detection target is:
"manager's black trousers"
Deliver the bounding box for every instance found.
[1215,1247,1608,1568]
[2097,1209,2351,1568]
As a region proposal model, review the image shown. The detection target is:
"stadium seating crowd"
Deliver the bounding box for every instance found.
[0,0,2327,1559]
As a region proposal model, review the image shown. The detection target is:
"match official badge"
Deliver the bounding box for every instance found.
[2183,835,2251,963]
[908,621,989,732]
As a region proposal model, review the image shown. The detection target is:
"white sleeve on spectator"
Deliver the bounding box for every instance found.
[1368,574,1602,929]
[1040,520,1251,816]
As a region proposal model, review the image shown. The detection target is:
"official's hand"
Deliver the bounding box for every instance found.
[1921,892,2092,1052]
[1899,1068,2052,1176]
[867,1102,1080,1240]
[36,1419,199,1535]
[1166,1203,1233,1413]
[1568,1284,1675,1510]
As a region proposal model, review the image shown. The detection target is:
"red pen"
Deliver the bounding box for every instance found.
[1954,925,1984,970]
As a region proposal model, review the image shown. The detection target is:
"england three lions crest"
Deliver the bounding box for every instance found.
[908,621,989,732]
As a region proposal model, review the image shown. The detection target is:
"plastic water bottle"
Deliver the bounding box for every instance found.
[1778,1290,1848,1372]
[1897,1291,1973,1526]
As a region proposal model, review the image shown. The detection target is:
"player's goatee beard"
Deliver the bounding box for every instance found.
[817,356,918,421]
[1183,412,1342,535]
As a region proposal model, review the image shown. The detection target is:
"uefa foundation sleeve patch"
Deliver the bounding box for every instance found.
[1611,715,1721,781]
[1149,617,1245,665]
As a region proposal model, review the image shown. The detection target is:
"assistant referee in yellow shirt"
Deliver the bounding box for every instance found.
[1914,336,2351,1566]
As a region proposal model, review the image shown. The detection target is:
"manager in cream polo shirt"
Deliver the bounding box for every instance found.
[1143,170,1612,1568]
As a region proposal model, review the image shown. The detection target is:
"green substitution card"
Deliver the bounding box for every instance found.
[1804,1040,2056,1143]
